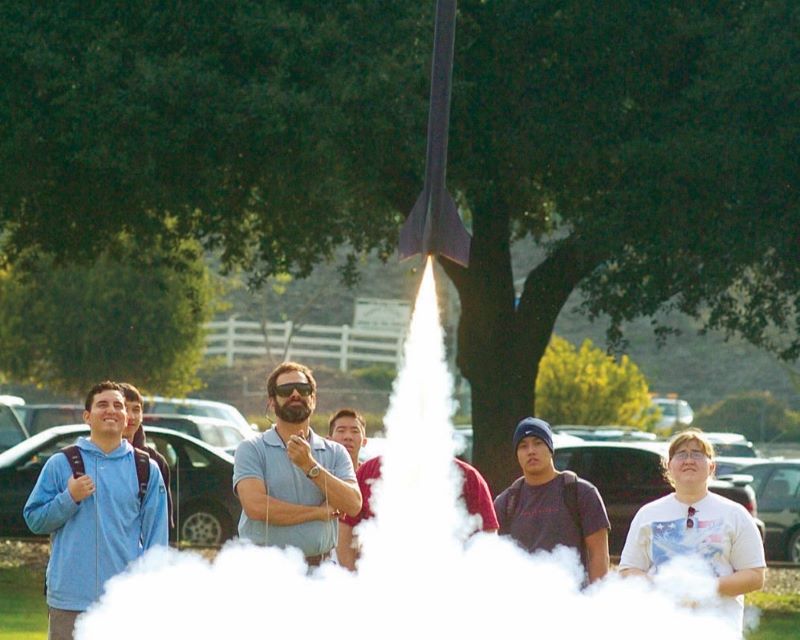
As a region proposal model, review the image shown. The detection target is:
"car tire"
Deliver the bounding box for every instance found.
[179,503,233,547]
[788,528,800,564]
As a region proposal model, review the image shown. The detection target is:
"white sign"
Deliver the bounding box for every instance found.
[353,298,411,332]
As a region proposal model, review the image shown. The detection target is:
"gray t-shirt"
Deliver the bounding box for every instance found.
[233,427,355,555]
[494,473,610,554]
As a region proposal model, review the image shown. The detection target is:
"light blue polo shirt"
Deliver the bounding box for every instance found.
[233,427,355,555]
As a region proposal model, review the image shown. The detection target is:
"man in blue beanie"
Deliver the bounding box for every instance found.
[494,417,610,584]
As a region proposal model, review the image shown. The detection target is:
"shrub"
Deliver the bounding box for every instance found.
[350,365,397,391]
[693,391,800,443]
[536,335,656,428]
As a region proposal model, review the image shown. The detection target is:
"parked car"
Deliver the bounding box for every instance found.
[553,441,763,555]
[12,404,84,435]
[0,402,29,453]
[143,414,253,455]
[704,432,759,458]
[650,397,694,429]
[714,456,772,477]
[554,425,658,442]
[733,460,800,562]
[0,424,241,546]
[143,396,255,432]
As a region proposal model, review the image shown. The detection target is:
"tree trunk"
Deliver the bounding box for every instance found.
[444,206,605,493]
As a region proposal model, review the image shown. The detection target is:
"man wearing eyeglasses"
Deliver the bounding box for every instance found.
[233,361,361,566]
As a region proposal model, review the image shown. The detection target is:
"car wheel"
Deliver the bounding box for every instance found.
[788,529,800,564]
[180,504,233,546]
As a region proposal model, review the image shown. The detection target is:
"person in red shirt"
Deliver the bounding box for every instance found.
[327,408,367,471]
[337,455,499,570]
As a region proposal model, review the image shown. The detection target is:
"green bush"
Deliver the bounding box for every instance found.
[693,392,800,443]
[536,335,656,428]
[350,365,397,391]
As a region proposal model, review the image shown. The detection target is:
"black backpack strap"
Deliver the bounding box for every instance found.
[561,471,582,533]
[561,470,587,566]
[500,476,526,534]
[60,445,85,478]
[61,444,150,503]
[133,448,151,503]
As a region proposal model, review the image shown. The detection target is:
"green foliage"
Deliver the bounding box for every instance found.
[535,335,655,428]
[0,566,47,637]
[693,392,800,443]
[0,239,214,395]
[350,365,397,391]
[748,592,800,615]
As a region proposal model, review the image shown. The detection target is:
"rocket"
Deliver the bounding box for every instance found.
[399,0,471,267]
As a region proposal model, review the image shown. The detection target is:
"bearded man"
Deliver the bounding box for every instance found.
[233,362,361,565]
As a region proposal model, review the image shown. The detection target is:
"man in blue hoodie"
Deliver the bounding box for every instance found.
[24,381,168,640]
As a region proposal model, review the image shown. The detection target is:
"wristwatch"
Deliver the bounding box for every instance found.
[306,464,321,479]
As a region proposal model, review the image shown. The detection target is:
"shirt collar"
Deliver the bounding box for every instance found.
[263,426,327,450]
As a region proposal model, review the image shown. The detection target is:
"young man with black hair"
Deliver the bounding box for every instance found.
[119,382,174,529]
[24,381,168,640]
[328,407,368,470]
[494,417,610,584]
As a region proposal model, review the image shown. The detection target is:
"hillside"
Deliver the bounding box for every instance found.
[5,245,796,418]
[212,245,799,417]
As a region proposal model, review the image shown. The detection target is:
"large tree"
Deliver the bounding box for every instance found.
[0,238,214,395]
[1,2,798,487]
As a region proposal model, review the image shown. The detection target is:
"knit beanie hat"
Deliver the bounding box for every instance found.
[512,417,554,454]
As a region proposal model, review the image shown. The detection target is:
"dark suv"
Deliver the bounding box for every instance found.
[553,441,763,555]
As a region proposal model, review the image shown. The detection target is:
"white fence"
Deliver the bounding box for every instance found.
[204,316,406,371]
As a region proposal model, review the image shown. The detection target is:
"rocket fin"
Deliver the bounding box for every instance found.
[432,191,471,267]
[398,191,427,262]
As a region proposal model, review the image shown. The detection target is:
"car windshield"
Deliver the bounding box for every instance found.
[148,400,250,430]
[0,404,28,451]
[713,443,756,457]
[196,424,246,449]
[656,401,691,417]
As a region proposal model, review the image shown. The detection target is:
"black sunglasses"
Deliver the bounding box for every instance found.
[686,506,696,529]
[275,382,313,398]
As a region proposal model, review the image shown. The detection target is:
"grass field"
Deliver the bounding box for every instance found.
[1,565,797,639]
[0,567,46,640]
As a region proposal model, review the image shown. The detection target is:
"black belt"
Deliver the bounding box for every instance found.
[305,552,331,567]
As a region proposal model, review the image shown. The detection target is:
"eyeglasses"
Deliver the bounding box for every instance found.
[275,382,313,398]
[672,450,708,462]
[686,506,697,529]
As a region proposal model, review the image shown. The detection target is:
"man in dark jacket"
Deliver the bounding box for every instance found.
[120,383,175,529]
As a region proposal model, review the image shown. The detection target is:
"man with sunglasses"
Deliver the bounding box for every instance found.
[619,428,765,635]
[233,361,361,566]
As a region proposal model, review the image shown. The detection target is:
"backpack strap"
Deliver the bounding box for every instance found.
[561,470,582,533]
[60,445,85,478]
[60,445,151,503]
[499,476,526,534]
[561,470,587,566]
[133,448,151,503]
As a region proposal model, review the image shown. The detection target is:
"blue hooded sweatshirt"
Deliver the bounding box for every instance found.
[24,436,168,611]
